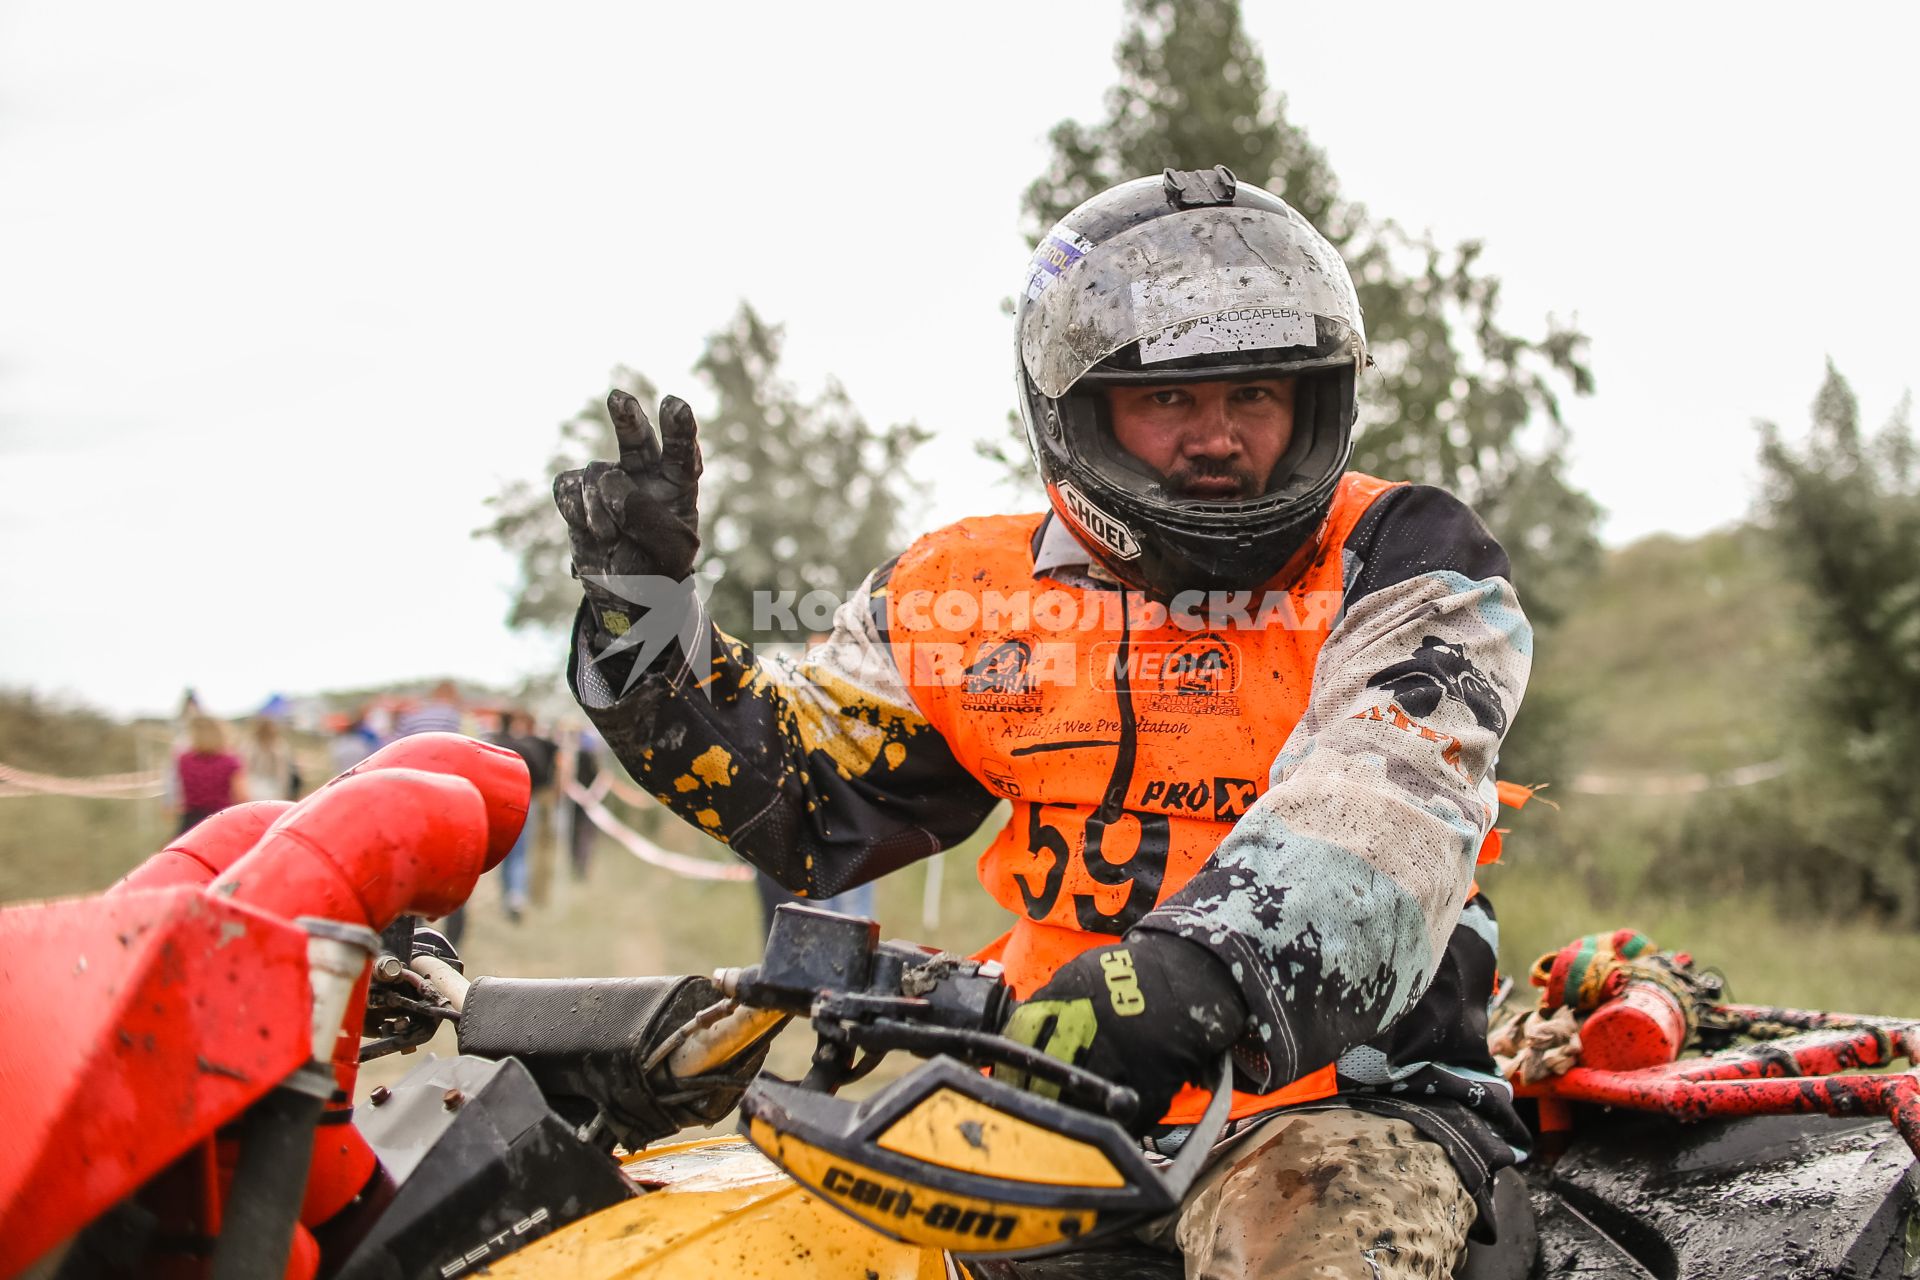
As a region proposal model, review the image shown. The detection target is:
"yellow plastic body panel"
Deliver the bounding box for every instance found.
[875,1086,1125,1188]
[479,1139,949,1279]
[752,1118,1097,1253]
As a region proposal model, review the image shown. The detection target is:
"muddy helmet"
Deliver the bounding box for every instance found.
[1015,166,1366,597]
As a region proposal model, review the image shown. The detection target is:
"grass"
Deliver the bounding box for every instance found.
[1528,525,1808,775]
[11,747,1918,1114]
[1492,784,1920,1017]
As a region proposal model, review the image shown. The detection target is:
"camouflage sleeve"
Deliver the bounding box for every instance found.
[567,564,998,897]
[1135,486,1530,1091]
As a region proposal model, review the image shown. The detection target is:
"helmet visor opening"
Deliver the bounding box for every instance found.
[1057,362,1353,516]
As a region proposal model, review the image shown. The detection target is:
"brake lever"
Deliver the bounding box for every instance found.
[656,1000,790,1079]
[827,1015,1140,1122]
[1159,1057,1234,1195]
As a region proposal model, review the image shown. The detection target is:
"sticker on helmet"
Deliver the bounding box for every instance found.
[1058,480,1141,560]
[1024,224,1096,301]
[1130,264,1320,363]
[1136,305,1319,365]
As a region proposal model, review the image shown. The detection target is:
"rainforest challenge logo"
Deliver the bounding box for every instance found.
[961,637,1044,712]
[1141,632,1241,715]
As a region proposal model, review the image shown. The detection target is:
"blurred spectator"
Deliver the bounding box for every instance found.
[756,873,875,935]
[566,726,604,882]
[164,687,203,812]
[397,680,464,737]
[404,684,472,944]
[328,709,381,774]
[489,710,556,922]
[244,716,301,802]
[175,715,248,834]
[393,682,472,942]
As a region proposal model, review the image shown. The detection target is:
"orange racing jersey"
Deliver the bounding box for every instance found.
[884,474,1395,1120]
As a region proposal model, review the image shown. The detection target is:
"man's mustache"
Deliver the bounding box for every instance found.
[1163,456,1267,498]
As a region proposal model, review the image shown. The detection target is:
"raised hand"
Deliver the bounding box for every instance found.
[554,390,705,638]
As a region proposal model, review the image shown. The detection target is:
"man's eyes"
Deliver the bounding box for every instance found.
[1140,384,1277,407]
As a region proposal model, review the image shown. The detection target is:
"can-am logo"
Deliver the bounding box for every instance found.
[1058,481,1140,560]
[822,1164,1023,1243]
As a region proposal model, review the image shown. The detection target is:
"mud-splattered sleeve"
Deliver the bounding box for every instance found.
[568,563,998,897]
[1135,486,1531,1091]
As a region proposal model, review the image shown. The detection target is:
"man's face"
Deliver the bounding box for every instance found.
[1104,377,1297,500]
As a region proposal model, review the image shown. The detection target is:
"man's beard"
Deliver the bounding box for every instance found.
[1164,456,1269,501]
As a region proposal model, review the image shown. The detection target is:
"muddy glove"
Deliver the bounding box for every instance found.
[994,931,1246,1135]
[553,390,704,674]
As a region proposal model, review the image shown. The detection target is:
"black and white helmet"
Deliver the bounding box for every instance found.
[1016,166,1366,598]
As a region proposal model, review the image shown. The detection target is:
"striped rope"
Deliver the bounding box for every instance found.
[564,779,752,883]
[1567,759,1788,796]
[603,774,658,809]
[0,761,166,799]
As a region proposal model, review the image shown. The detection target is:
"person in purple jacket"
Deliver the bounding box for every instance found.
[173,715,248,834]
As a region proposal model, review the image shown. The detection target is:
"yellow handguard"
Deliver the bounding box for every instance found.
[741,1055,1232,1259]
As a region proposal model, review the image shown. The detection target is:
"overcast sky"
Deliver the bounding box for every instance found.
[3,3,1916,717]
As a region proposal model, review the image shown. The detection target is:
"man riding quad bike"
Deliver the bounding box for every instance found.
[554,166,1533,1278]
[10,169,1920,1280]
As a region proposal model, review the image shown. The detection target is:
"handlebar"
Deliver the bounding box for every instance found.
[364,902,1144,1144]
[710,904,1140,1122]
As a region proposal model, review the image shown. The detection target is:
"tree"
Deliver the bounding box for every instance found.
[1013,0,1602,625]
[480,303,929,645]
[1724,363,1920,919]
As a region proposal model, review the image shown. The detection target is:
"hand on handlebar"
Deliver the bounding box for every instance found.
[993,932,1247,1136]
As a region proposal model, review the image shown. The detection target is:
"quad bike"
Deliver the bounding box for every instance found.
[4,733,1920,1279]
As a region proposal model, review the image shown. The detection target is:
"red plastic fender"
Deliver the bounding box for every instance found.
[0,888,312,1278]
[109,801,296,894]
[327,732,530,870]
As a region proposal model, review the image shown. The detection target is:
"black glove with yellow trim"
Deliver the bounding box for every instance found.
[994,931,1247,1136]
